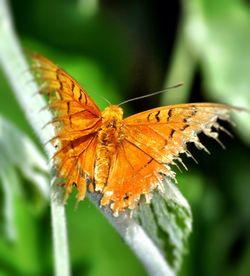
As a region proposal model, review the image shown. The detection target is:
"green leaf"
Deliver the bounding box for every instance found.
[0,116,49,240]
[135,178,192,273]
[183,0,250,144]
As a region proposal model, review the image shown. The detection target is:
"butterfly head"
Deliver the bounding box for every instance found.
[98,105,125,144]
[101,105,124,128]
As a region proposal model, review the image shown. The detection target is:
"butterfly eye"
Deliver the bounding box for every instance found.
[109,120,116,128]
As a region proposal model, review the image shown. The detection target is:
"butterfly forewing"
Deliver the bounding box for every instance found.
[124,103,234,162]
[32,53,101,116]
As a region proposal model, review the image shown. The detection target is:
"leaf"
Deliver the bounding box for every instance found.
[0,116,49,240]
[183,0,250,144]
[135,178,192,272]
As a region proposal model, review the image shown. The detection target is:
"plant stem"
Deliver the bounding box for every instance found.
[0,1,70,275]
[88,193,175,276]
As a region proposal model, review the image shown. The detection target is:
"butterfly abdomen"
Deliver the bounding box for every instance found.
[94,105,125,192]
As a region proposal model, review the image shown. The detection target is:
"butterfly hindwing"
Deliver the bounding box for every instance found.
[100,139,171,214]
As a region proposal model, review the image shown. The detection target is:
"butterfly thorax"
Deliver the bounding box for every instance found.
[98,105,125,144]
[94,105,125,192]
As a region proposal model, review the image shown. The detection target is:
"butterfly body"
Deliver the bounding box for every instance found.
[95,105,125,192]
[32,54,239,216]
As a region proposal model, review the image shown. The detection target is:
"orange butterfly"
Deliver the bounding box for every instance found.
[32,54,238,216]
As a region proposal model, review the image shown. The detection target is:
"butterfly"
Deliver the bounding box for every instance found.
[32,53,239,216]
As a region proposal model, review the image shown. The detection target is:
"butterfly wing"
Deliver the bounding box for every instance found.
[32,54,102,200]
[100,103,236,214]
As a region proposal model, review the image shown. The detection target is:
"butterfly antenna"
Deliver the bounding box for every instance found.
[85,90,111,105]
[118,82,184,106]
[100,95,111,105]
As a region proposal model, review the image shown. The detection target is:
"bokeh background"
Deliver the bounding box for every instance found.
[0,0,250,275]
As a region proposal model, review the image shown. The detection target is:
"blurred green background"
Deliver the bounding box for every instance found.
[0,0,250,275]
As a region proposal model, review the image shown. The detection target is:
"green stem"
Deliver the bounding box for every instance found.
[0,1,70,275]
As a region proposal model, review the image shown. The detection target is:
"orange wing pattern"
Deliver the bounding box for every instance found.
[100,103,235,214]
[32,53,238,216]
[32,54,101,200]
